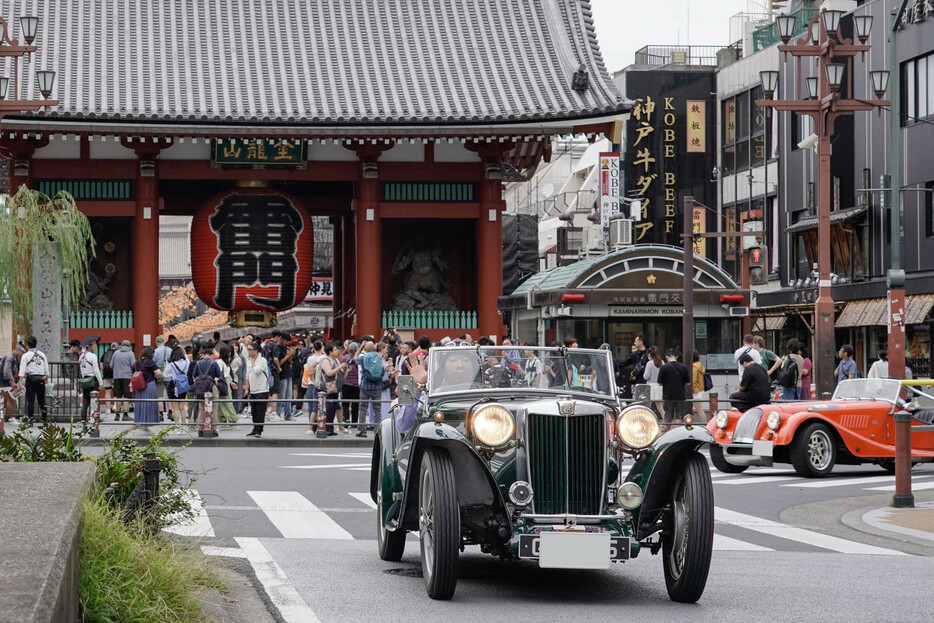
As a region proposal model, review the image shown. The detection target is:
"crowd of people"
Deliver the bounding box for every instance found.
[0,330,920,430]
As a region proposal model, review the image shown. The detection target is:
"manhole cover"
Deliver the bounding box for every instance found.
[383,566,498,580]
[385,567,422,578]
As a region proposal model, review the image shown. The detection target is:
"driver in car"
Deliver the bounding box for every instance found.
[437,350,480,390]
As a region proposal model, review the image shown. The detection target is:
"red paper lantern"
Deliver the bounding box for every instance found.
[190,190,314,311]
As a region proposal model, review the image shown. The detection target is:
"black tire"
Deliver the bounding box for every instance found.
[377,459,406,562]
[879,459,918,475]
[709,444,748,474]
[790,422,836,477]
[663,452,714,603]
[419,448,460,600]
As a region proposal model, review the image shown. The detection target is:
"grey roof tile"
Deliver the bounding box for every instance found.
[5,0,626,126]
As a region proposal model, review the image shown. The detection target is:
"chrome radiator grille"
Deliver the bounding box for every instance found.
[733,407,764,443]
[526,413,604,515]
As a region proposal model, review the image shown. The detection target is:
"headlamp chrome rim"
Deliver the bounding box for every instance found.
[715,410,730,429]
[469,403,515,448]
[617,481,644,510]
[615,405,660,449]
[766,411,781,430]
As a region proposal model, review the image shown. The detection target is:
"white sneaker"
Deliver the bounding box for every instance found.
[266,414,282,421]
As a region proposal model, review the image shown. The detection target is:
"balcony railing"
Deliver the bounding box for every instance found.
[753,8,818,53]
[633,45,723,67]
[69,310,134,329]
[381,310,477,331]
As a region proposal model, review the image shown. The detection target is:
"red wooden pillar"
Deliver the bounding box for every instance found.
[131,145,162,349]
[331,215,343,339]
[354,158,382,339]
[477,164,505,341]
[341,211,357,338]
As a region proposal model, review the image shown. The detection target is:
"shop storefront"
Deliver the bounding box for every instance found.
[499,245,750,373]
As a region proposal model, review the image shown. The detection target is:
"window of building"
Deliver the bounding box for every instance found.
[902,53,934,124]
[791,112,814,149]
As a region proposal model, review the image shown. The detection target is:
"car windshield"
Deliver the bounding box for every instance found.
[831,378,902,402]
[427,346,616,398]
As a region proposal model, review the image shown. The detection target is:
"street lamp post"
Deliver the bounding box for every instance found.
[0,13,58,118]
[757,10,888,398]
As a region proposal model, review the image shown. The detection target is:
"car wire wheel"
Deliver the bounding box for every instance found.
[418,448,460,599]
[662,452,714,603]
[791,422,836,477]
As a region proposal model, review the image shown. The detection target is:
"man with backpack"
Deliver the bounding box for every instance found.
[770,338,804,400]
[357,339,387,438]
[18,336,50,423]
[191,345,222,428]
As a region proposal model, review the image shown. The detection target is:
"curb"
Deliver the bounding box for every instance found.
[840,499,934,552]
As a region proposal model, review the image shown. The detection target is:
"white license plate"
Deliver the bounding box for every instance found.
[752,440,774,457]
[538,532,611,569]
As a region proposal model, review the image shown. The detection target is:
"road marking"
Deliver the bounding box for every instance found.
[344,467,371,471]
[236,537,320,623]
[279,463,371,470]
[201,545,247,558]
[247,491,354,540]
[713,534,773,551]
[784,475,929,489]
[349,492,377,509]
[163,490,215,537]
[715,507,906,555]
[714,476,799,485]
[864,480,934,492]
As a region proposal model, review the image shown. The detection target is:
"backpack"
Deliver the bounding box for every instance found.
[192,359,216,395]
[362,351,384,384]
[171,361,190,394]
[777,357,799,388]
[100,348,115,373]
[131,361,147,391]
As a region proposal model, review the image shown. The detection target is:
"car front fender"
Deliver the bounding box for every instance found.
[371,418,406,530]
[397,421,509,534]
[624,425,715,540]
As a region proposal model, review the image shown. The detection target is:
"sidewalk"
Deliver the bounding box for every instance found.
[860,497,934,545]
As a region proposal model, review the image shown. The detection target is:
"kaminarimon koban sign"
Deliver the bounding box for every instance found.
[191,191,314,311]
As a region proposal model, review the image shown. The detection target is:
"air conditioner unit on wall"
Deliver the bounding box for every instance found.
[609,219,633,247]
[581,225,605,252]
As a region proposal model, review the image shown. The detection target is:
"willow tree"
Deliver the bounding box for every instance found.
[0,186,95,335]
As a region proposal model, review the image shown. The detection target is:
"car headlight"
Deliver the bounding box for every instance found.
[616,406,660,449]
[766,411,781,431]
[715,410,729,429]
[470,404,515,448]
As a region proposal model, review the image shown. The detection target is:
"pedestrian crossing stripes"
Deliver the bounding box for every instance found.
[246,490,353,540]
[167,489,909,556]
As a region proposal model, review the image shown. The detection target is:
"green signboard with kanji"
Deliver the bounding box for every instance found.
[211,139,306,168]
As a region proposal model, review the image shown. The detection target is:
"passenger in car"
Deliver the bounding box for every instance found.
[730,352,772,412]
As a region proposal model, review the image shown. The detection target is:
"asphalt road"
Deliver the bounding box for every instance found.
[171,447,934,623]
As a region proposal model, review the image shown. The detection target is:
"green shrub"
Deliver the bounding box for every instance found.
[0,421,86,462]
[79,496,225,623]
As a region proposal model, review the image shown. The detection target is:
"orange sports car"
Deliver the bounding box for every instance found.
[706,378,934,477]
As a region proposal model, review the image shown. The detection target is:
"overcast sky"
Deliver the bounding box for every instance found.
[589,0,758,72]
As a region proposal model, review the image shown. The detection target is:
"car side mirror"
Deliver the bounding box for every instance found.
[397,375,415,406]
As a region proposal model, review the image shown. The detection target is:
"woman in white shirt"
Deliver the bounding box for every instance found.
[78,341,104,423]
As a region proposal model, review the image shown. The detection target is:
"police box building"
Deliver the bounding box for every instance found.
[1,1,629,349]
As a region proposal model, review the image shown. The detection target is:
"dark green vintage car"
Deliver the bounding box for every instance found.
[370,345,714,602]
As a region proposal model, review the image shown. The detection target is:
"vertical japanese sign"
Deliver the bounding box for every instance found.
[686,101,705,153]
[692,205,706,256]
[599,153,620,228]
[630,96,656,242]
